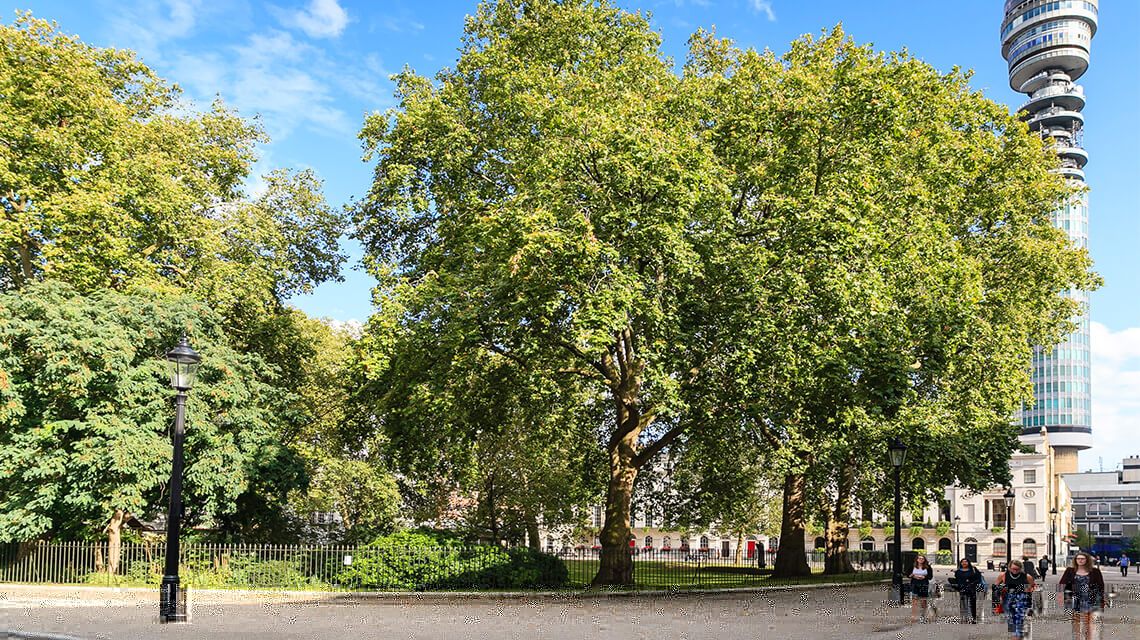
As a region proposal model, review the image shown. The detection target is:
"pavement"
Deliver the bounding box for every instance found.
[1,568,1137,639]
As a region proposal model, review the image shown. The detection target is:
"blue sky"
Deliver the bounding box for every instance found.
[20,1,1140,470]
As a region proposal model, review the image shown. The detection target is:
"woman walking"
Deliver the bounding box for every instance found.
[953,557,983,623]
[1057,551,1105,640]
[995,559,1037,639]
[909,554,934,623]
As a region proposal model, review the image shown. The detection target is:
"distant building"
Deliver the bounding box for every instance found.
[946,430,1071,568]
[1063,456,1140,559]
[1002,0,1099,475]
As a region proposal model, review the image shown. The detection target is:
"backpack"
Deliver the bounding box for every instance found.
[977,570,987,593]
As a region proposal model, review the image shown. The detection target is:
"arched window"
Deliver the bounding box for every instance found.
[938,538,952,551]
[644,535,653,548]
[861,537,875,551]
[814,537,827,550]
[700,535,709,548]
[546,537,553,551]
[1023,538,1037,557]
[662,536,671,548]
[912,538,926,550]
[993,538,1007,557]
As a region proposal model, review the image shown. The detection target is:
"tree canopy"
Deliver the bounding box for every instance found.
[0,282,307,542]
[356,0,1096,584]
[0,13,346,312]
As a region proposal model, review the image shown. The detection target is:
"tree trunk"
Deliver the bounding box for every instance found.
[105,508,125,575]
[772,472,811,578]
[590,434,639,586]
[824,459,857,575]
[525,509,540,549]
[485,476,499,544]
[734,531,743,564]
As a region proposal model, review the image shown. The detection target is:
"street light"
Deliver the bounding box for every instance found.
[888,437,908,606]
[1003,487,1015,568]
[160,335,200,624]
[954,515,962,565]
[1050,507,1059,575]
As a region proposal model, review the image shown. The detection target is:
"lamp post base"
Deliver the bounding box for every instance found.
[159,576,188,623]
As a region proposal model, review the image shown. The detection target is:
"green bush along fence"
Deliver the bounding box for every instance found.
[0,542,888,591]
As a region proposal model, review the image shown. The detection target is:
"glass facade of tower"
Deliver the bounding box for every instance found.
[1001,0,1097,451]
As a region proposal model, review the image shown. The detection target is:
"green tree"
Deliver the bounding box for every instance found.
[1073,526,1095,551]
[679,25,1095,576]
[356,0,762,584]
[0,282,309,564]
[354,1,1094,586]
[0,13,345,310]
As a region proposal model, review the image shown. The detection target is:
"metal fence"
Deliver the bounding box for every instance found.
[0,542,889,591]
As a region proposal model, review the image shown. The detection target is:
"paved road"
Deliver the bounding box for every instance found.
[2,572,1137,639]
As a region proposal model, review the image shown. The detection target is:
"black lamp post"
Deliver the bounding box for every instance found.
[888,437,908,606]
[160,335,200,624]
[954,515,961,565]
[1003,487,1015,568]
[1050,507,1059,575]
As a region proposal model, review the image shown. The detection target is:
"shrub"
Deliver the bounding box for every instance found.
[336,531,568,590]
[935,521,951,536]
[858,521,873,539]
[935,550,953,565]
[909,525,924,539]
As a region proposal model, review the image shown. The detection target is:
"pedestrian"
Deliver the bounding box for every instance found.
[953,557,983,624]
[995,558,1037,640]
[1120,554,1130,577]
[1057,551,1105,640]
[1021,555,1038,580]
[1037,554,1049,579]
[909,554,934,623]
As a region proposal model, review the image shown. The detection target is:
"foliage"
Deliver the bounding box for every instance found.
[291,457,402,544]
[1122,532,1140,559]
[909,525,925,539]
[935,550,953,565]
[336,531,568,590]
[884,525,895,538]
[1073,527,1095,551]
[858,522,873,539]
[0,14,345,308]
[0,282,308,542]
[935,521,951,536]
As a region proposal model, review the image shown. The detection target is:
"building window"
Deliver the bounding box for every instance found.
[912,538,926,550]
[644,535,653,548]
[700,536,709,549]
[994,538,1007,557]
[1024,470,1036,484]
[965,505,976,522]
[1023,539,1037,557]
[662,536,671,548]
[861,538,874,551]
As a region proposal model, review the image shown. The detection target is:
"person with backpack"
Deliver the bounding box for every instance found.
[1057,551,1106,640]
[995,559,1037,639]
[952,557,983,623]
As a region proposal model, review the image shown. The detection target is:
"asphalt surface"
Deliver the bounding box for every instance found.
[2,569,1137,639]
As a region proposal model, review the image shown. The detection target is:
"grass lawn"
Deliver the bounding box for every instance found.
[562,558,889,590]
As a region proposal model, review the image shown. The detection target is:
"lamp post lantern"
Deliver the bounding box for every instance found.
[954,515,961,565]
[1050,507,1059,575]
[888,437,908,606]
[1003,487,1015,569]
[160,335,199,624]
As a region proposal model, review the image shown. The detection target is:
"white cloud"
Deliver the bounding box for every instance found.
[276,0,351,39]
[1085,322,1140,471]
[750,0,776,21]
